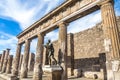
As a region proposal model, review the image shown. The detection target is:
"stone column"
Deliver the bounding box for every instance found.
[33,33,44,80]
[0,54,2,61]
[69,33,74,76]
[20,39,30,78]
[100,0,120,80]
[19,54,23,70]
[12,44,22,76]
[100,0,120,59]
[28,53,35,71]
[2,49,10,73]
[58,22,68,80]
[0,50,6,71]
[6,55,13,74]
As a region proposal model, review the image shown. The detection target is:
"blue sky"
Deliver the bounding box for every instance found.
[0,0,120,55]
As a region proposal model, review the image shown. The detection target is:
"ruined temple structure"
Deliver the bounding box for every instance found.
[0,0,120,80]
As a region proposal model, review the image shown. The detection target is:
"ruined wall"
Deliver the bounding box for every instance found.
[73,24,105,71]
[43,16,120,73]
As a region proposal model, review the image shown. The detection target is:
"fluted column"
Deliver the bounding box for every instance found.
[6,55,13,74]
[19,54,23,70]
[0,50,6,71]
[100,0,120,59]
[28,53,35,71]
[12,44,22,76]
[100,0,120,80]
[2,48,10,73]
[58,22,68,80]
[33,33,44,80]
[20,39,31,78]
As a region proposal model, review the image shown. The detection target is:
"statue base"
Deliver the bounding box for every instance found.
[43,65,62,80]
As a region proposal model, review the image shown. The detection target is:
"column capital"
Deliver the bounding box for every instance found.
[97,0,113,6]
[6,48,10,51]
[57,22,69,27]
[37,33,45,37]
[25,39,31,43]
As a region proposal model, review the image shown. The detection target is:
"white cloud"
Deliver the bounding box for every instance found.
[0,0,120,56]
[45,30,59,43]
[0,0,65,30]
[68,10,101,33]
[0,32,17,55]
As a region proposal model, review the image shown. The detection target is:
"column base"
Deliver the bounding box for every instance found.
[43,65,62,80]
[106,60,120,80]
[0,73,18,80]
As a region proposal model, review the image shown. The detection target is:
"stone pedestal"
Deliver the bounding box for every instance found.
[43,65,62,80]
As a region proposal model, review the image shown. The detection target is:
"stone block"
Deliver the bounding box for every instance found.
[43,65,62,80]
[84,71,103,79]
[74,69,82,77]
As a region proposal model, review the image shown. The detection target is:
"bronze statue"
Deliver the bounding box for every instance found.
[44,40,57,65]
[58,49,62,66]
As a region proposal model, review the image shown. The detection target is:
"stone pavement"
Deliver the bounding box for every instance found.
[0,77,101,80]
[68,76,102,80]
[69,77,101,80]
[0,77,5,80]
[0,71,102,80]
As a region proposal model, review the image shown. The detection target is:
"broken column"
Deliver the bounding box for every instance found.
[6,55,13,74]
[2,48,10,73]
[58,22,68,80]
[12,44,22,76]
[0,50,6,71]
[28,53,35,71]
[33,33,44,80]
[20,39,30,78]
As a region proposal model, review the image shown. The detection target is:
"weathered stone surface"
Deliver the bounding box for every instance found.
[9,0,120,80]
[0,50,6,71]
[58,22,68,80]
[17,0,100,44]
[43,65,62,80]
[2,49,10,73]
[84,71,103,79]
[19,54,23,70]
[100,1,120,80]
[33,33,44,80]
[42,16,120,79]
[6,55,13,74]
[101,0,120,60]
[28,53,35,71]
[74,69,82,78]
[12,44,22,76]
[20,39,30,78]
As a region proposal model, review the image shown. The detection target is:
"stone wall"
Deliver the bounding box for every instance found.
[43,16,120,76]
